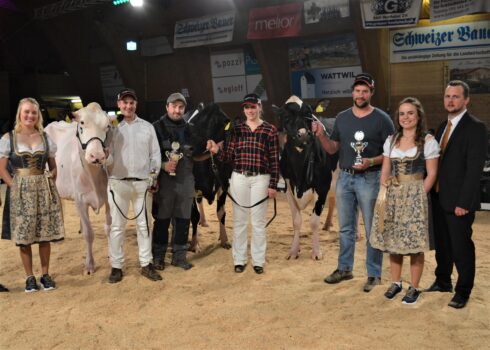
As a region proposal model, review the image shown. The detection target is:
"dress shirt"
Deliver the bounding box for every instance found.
[107,116,161,180]
[441,109,466,144]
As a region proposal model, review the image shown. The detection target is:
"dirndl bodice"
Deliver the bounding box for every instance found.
[5,131,65,246]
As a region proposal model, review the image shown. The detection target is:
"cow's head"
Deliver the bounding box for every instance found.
[72,102,111,165]
[273,95,314,150]
[186,103,230,155]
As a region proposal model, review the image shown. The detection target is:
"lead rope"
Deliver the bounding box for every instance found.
[209,153,276,227]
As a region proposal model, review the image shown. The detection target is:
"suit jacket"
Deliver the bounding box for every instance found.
[434,112,488,212]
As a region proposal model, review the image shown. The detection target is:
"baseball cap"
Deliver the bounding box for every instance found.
[241,93,261,106]
[353,73,375,89]
[117,88,137,100]
[167,92,187,106]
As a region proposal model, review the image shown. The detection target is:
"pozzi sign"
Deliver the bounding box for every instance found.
[247,2,302,39]
[390,20,490,63]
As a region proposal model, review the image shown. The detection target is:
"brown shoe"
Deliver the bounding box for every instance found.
[141,263,162,281]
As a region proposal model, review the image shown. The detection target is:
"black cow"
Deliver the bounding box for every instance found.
[273,95,337,260]
[186,103,232,251]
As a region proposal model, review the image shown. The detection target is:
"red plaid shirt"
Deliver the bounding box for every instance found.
[219,120,279,189]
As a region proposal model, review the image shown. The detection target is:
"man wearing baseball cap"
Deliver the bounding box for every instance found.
[106,88,162,283]
[312,73,394,292]
[151,92,195,271]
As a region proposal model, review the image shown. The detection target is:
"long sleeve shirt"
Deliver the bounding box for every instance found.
[107,116,161,180]
[220,120,279,189]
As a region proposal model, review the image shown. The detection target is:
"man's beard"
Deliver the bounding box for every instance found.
[354,99,369,109]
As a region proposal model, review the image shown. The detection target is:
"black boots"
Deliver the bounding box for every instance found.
[171,244,194,270]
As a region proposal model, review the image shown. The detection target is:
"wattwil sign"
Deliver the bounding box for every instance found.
[390,20,490,63]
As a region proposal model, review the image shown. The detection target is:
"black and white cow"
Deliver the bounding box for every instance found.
[186,103,232,251]
[274,95,337,260]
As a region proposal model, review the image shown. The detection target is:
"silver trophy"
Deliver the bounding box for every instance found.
[165,141,183,176]
[350,131,368,166]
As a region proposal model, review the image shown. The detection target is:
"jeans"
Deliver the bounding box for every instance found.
[336,170,382,277]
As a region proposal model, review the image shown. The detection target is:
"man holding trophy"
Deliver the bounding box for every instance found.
[151,93,195,270]
[312,73,394,292]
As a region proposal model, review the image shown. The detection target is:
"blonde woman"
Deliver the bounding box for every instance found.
[0,98,64,292]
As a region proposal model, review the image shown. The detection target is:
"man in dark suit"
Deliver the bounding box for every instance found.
[428,80,488,309]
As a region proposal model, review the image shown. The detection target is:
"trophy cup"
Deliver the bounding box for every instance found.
[350,131,368,166]
[165,141,183,176]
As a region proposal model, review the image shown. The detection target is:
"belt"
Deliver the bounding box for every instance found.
[340,167,379,175]
[120,177,145,181]
[15,168,45,176]
[234,170,266,177]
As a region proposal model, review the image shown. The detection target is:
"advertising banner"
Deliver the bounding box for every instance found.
[210,47,267,103]
[247,2,302,40]
[212,76,247,103]
[289,34,361,98]
[210,50,245,78]
[431,0,490,22]
[360,0,421,28]
[304,0,349,24]
[291,66,362,99]
[174,11,235,49]
[390,20,490,63]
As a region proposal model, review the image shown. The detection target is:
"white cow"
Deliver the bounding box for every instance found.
[45,102,112,274]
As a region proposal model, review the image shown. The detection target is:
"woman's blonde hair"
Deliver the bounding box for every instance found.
[14,97,44,133]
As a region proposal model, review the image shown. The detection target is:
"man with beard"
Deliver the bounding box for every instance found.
[312,73,394,292]
[151,93,195,271]
[426,80,487,309]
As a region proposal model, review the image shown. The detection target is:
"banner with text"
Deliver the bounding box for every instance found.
[390,20,490,63]
[174,11,235,49]
[360,0,421,28]
[304,0,350,24]
[431,0,490,22]
[211,47,267,103]
[291,66,362,99]
[289,34,360,99]
[247,2,302,40]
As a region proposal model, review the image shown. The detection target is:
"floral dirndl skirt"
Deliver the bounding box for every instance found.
[10,172,64,246]
[370,174,430,255]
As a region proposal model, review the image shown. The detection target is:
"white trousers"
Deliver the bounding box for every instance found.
[108,179,152,268]
[229,172,270,267]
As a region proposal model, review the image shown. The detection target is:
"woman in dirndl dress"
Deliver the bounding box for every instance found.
[370,97,439,305]
[0,98,64,292]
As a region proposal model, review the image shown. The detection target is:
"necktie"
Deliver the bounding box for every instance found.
[435,120,452,192]
[440,120,452,153]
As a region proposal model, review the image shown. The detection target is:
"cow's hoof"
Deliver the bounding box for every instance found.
[221,242,232,249]
[83,269,95,276]
[199,221,209,227]
[311,255,323,261]
[286,254,300,260]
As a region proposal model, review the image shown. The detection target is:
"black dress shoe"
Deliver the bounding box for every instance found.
[253,266,264,274]
[425,281,453,293]
[448,294,468,309]
[234,264,246,273]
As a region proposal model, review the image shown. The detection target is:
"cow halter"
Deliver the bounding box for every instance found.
[76,123,107,151]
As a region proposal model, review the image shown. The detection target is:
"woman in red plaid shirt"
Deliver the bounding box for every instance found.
[207,93,279,275]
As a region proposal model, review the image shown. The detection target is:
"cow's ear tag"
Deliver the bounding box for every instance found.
[315,105,324,113]
[224,122,230,131]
